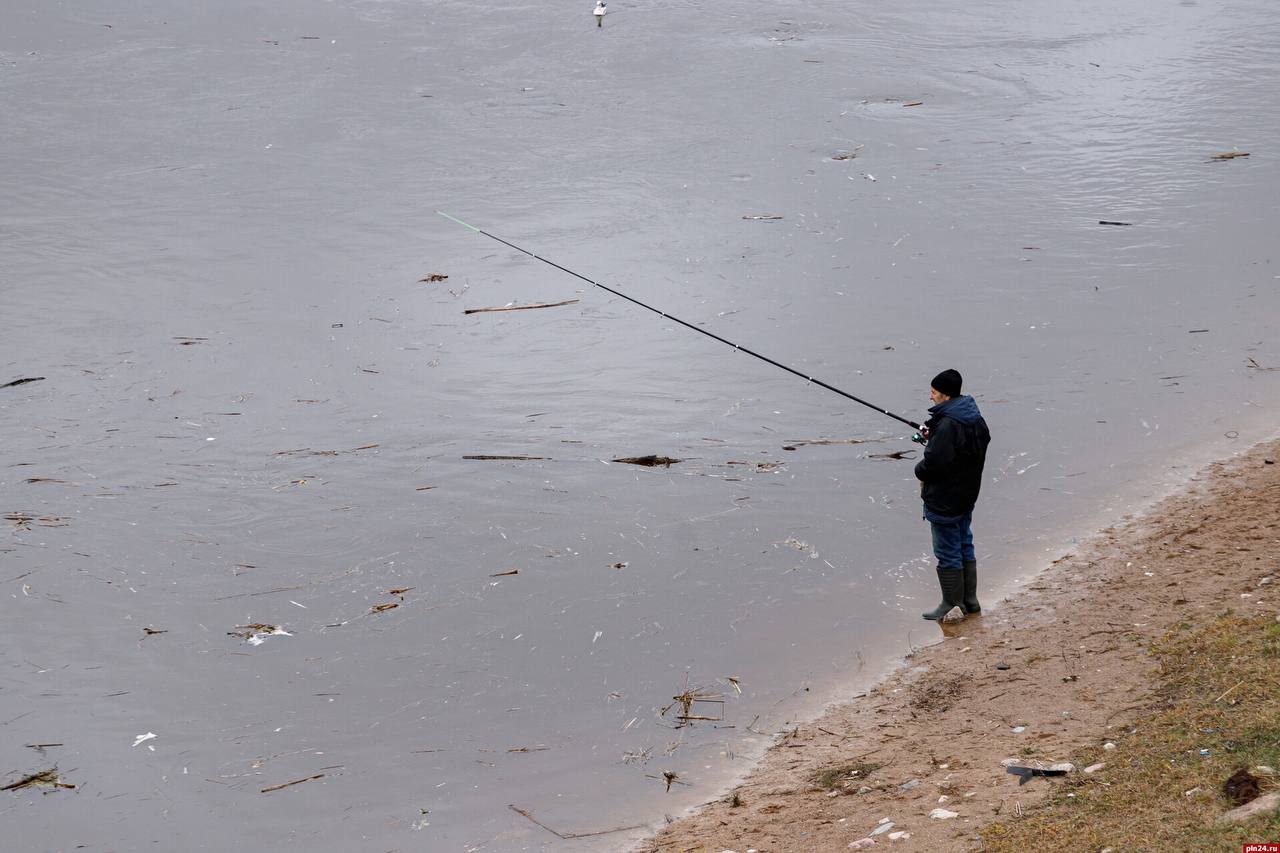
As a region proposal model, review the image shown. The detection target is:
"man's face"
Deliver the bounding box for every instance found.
[929,387,949,405]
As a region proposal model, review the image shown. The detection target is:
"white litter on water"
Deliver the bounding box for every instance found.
[132,732,157,747]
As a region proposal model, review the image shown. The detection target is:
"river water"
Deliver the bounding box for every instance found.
[3,0,1278,850]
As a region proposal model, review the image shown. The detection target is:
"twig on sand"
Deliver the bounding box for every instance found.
[508,804,643,839]
[1214,679,1245,703]
[464,299,579,315]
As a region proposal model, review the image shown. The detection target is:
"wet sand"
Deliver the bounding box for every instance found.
[641,437,1280,851]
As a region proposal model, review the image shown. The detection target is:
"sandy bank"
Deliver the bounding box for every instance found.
[639,439,1280,851]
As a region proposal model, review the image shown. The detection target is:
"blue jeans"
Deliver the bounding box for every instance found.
[929,513,974,570]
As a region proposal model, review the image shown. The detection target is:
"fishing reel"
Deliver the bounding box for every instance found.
[910,428,930,446]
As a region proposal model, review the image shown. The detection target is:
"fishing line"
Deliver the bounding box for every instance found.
[437,211,922,431]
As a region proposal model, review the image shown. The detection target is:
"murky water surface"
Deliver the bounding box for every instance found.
[3,0,1279,849]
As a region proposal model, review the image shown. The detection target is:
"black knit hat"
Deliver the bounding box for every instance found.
[931,369,963,398]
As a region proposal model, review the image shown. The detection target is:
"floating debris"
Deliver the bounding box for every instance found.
[784,437,883,450]
[612,455,681,467]
[5,512,69,529]
[463,454,547,461]
[508,804,644,840]
[173,336,208,345]
[490,569,519,577]
[419,273,449,282]
[729,460,785,472]
[23,743,63,754]
[621,747,652,765]
[371,602,399,614]
[1,377,45,389]
[1,768,75,792]
[742,214,783,220]
[903,100,924,107]
[1209,151,1249,161]
[212,585,304,602]
[132,732,157,748]
[464,299,578,315]
[260,772,325,793]
[1098,220,1133,226]
[831,145,865,160]
[272,443,378,457]
[228,623,292,645]
[661,673,725,727]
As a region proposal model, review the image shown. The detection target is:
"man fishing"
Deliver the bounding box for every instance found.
[914,369,991,621]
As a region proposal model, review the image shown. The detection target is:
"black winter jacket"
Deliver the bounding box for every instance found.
[913,395,991,519]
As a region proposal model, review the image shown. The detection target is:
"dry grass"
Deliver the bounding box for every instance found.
[979,611,1280,851]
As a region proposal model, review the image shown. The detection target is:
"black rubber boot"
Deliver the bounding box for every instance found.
[962,559,981,614]
[921,566,965,621]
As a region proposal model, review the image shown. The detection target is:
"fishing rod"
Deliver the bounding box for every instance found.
[437,211,922,432]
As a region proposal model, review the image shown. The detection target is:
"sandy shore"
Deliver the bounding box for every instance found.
[639,439,1280,852]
